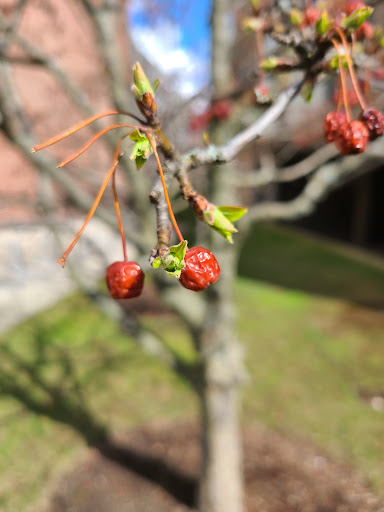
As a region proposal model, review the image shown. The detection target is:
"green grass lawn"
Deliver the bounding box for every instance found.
[1,226,384,511]
[238,223,384,307]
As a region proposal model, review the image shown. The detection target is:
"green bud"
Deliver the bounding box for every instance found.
[132,62,153,100]
[341,6,374,31]
[328,54,348,70]
[315,10,332,35]
[290,8,304,26]
[260,57,280,72]
[242,16,263,32]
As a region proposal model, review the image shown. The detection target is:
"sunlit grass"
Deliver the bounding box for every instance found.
[237,278,384,489]
[238,223,384,307]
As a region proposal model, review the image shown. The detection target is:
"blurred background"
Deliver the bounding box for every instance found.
[0,0,383,511]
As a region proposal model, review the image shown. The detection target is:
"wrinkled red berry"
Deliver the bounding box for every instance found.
[360,107,384,140]
[335,120,369,155]
[323,111,347,143]
[106,261,144,299]
[179,246,220,292]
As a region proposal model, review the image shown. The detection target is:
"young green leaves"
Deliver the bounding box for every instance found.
[129,129,153,170]
[152,240,188,278]
[189,195,247,243]
[341,6,374,31]
[204,205,247,243]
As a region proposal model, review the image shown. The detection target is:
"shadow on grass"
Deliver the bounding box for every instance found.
[238,224,384,308]
[0,319,197,507]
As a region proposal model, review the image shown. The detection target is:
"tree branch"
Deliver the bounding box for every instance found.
[233,144,339,188]
[246,140,384,223]
[0,57,143,249]
[168,79,304,177]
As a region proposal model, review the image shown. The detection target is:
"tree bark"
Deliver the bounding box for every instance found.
[197,2,245,511]
[197,240,245,512]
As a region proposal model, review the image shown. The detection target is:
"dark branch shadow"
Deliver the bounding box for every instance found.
[0,318,197,507]
[97,439,197,507]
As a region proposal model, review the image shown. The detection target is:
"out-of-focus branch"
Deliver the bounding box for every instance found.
[0,4,151,230]
[0,57,144,249]
[82,0,129,111]
[0,13,92,117]
[246,140,384,223]
[168,79,304,177]
[0,7,146,210]
[74,1,150,214]
[233,144,339,188]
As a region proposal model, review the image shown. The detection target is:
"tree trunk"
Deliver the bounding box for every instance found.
[197,2,245,509]
[197,237,245,512]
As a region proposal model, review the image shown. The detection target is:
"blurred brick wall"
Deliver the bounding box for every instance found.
[0,0,130,224]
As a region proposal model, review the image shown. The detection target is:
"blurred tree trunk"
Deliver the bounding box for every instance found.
[197,1,245,511]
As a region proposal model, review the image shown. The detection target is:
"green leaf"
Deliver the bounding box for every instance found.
[152,78,160,94]
[341,6,374,30]
[152,241,188,279]
[216,206,247,222]
[203,208,238,244]
[151,258,162,269]
[129,129,153,170]
[315,10,332,35]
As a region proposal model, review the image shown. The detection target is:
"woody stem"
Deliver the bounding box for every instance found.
[146,134,184,243]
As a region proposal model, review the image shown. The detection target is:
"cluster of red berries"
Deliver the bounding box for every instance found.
[323,107,384,155]
[105,246,221,299]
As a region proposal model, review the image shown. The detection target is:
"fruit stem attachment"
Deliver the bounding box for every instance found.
[336,77,343,113]
[335,27,367,110]
[57,132,131,267]
[32,110,144,152]
[112,168,128,262]
[332,39,351,123]
[146,134,184,243]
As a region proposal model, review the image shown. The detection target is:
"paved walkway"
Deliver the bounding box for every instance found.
[0,219,133,334]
